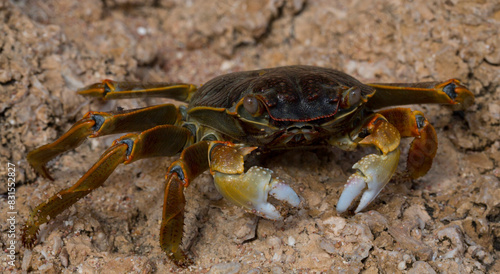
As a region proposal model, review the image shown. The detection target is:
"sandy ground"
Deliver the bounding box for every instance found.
[1,0,499,272]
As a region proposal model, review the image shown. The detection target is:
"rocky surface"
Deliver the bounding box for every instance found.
[1,0,499,272]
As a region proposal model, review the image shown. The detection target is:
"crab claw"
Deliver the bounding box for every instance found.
[213,166,300,220]
[337,148,400,213]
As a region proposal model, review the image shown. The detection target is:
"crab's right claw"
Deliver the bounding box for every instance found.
[209,142,300,220]
[337,148,400,213]
[213,167,300,220]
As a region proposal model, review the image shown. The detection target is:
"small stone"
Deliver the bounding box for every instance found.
[59,248,69,268]
[319,239,337,254]
[398,260,406,270]
[267,236,282,249]
[270,265,283,274]
[437,225,465,259]
[322,216,347,235]
[408,261,436,274]
[464,152,494,172]
[209,262,241,274]
[52,237,63,256]
[21,249,32,271]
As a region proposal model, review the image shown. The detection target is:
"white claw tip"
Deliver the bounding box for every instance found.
[336,174,365,213]
[256,203,282,220]
[269,180,300,207]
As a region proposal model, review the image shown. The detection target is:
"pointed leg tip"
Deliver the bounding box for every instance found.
[31,164,54,181]
[21,224,39,249]
[41,169,55,181]
[174,257,193,268]
[169,251,193,267]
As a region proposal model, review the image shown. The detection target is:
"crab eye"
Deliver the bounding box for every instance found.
[349,88,361,105]
[243,96,263,116]
[341,87,361,108]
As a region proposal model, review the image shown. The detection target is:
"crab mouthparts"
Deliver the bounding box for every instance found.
[282,125,317,144]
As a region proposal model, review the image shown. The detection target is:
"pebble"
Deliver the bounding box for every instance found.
[21,249,32,271]
[209,262,241,274]
[437,225,465,259]
[408,261,436,274]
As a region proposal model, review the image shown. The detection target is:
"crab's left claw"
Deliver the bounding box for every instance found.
[209,142,300,220]
[337,148,400,213]
[336,114,402,213]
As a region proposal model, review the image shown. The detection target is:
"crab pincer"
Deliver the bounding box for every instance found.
[209,142,300,220]
[336,114,402,213]
[337,148,401,213]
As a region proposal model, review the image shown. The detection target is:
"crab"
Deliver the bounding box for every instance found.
[22,65,474,266]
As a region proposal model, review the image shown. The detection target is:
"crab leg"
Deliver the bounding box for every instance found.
[366,79,474,110]
[209,142,300,221]
[77,80,197,101]
[160,141,209,266]
[161,141,301,266]
[22,125,192,249]
[28,104,181,180]
[337,114,401,213]
[378,108,438,179]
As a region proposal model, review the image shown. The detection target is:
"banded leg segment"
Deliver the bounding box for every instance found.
[209,142,300,221]
[366,79,474,110]
[337,114,402,213]
[160,141,209,267]
[22,125,192,249]
[28,104,181,179]
[78,80,197,101]
[378,108,438,179]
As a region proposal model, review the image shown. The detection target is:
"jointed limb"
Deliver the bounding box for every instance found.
[28,104,182,179]
[366,79,474,110]
[22,125,192,248]
[378,108,438,179]
[160,140,301,266]
[160,141,209,266]
[78,80,197,101]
